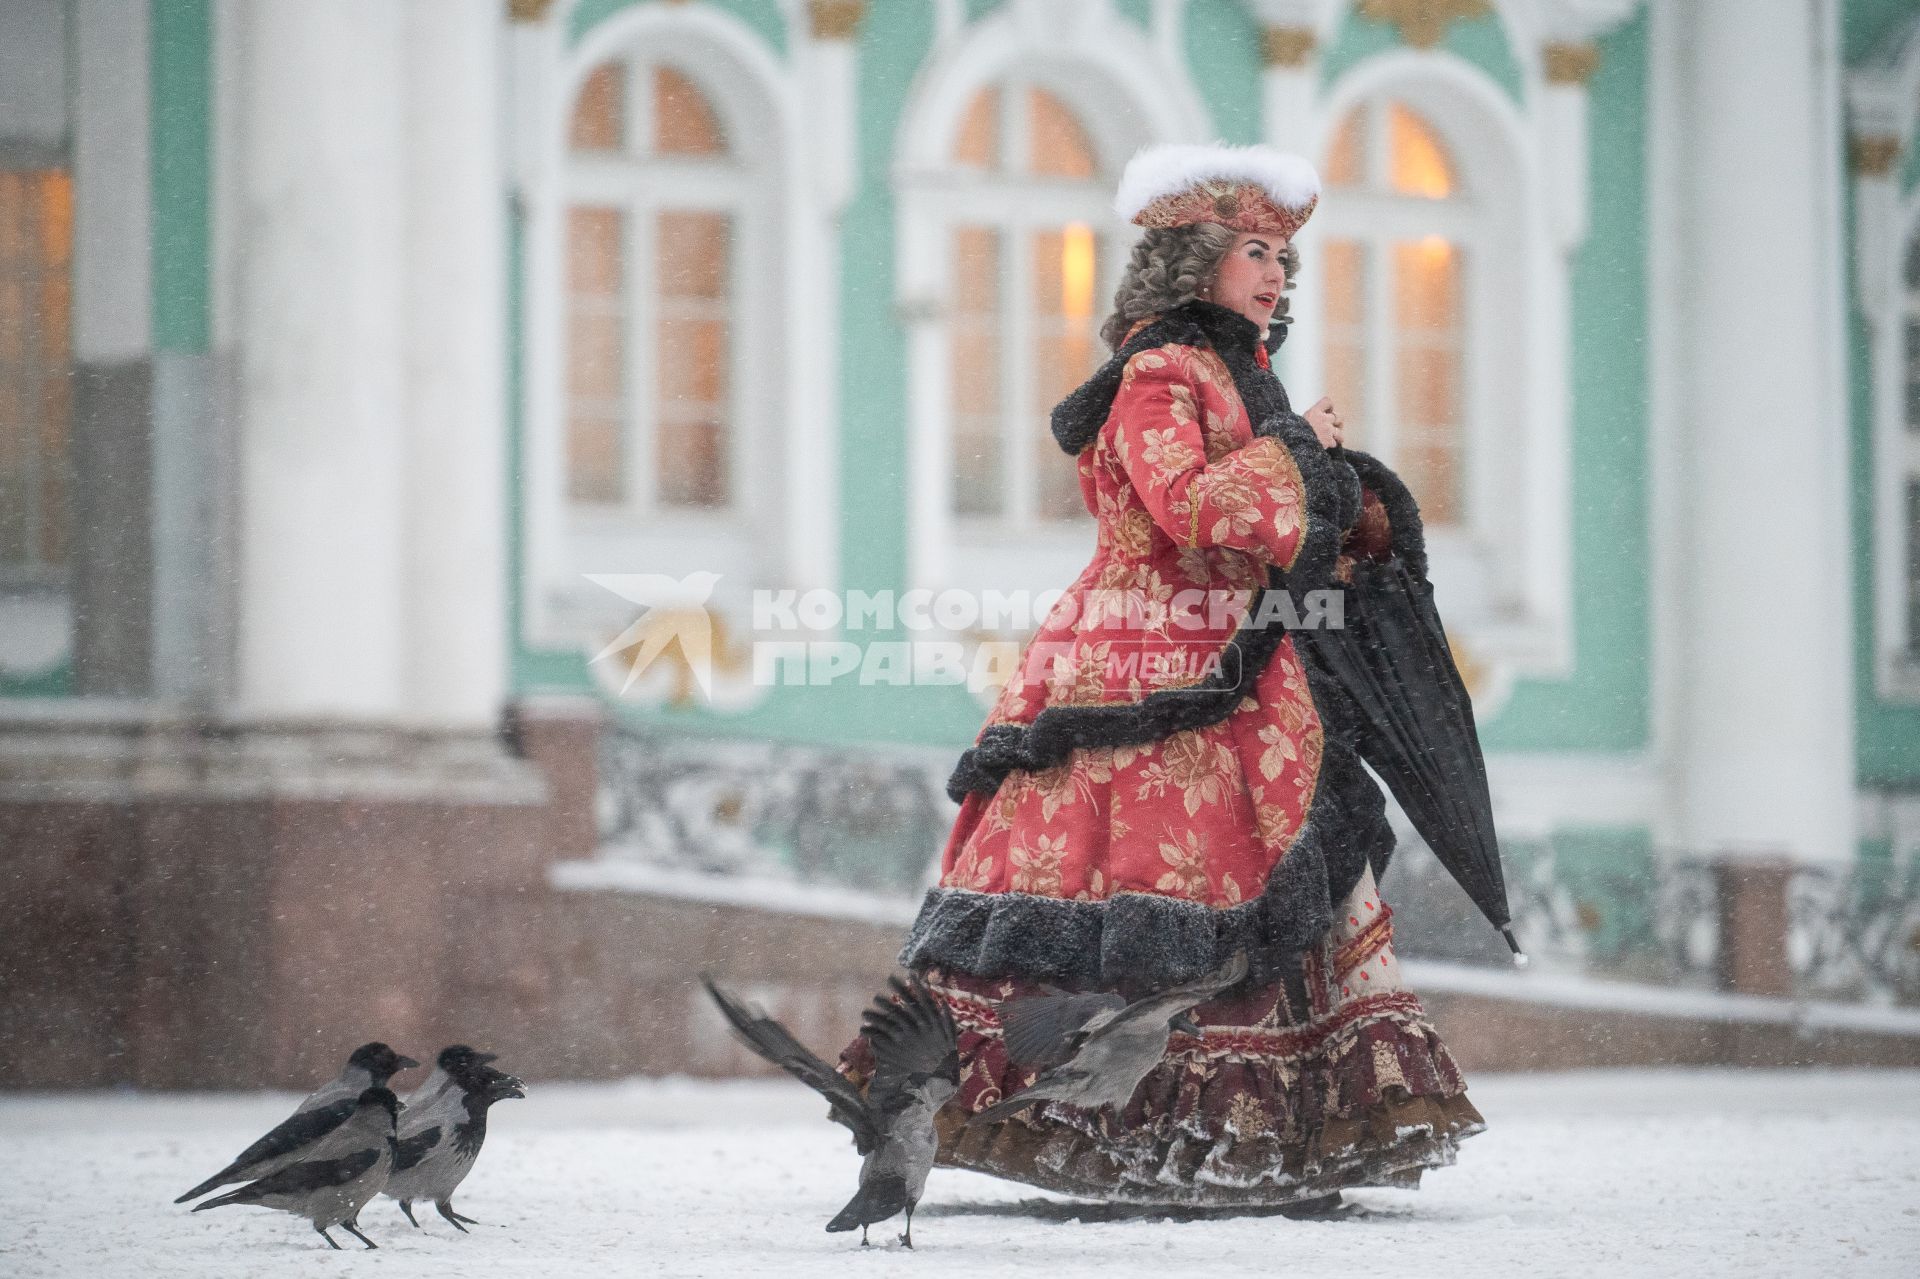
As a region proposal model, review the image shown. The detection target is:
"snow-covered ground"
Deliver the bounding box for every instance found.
[4,1069,1916,1278]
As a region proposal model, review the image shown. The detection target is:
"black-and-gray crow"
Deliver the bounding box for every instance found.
[383,1046,526,1232]
[703,973,960,1248]
[190,1087,400,1250]
[969,949,1249,1126]
[399,1043,499,1114]
[174,1041,418,1203]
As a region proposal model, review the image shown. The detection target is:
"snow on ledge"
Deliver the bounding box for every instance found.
[548,859,924,929]
[1403,958,1920,1039]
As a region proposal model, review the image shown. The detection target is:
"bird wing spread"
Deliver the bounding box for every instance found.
[702,975,879,1152]
[1109,949,1251,1033]
[997,991,1127,1069]
[863,975,961,1116]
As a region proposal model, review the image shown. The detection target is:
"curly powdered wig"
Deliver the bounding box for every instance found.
[1098,223,1302,351]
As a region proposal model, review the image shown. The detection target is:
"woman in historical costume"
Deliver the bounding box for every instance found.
[842,143,1485,1212]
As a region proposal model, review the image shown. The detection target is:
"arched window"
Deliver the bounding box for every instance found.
[943,81,1111,529]
[1320,100,1469,527]
[564,58,742,514]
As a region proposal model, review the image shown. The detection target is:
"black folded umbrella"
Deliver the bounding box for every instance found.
[1291,468,1524,963]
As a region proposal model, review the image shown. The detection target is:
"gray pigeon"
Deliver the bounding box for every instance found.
[383,1047,526,1231]
[703,973,960,1248]
[191,1087,400,1250]
[969,950,1249,1126]
[175,1042,418,1203]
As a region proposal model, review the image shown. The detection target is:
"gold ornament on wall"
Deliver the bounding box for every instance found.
[1262,26,1318,68]
[1543,41,1601,86]
[809,0,865,40]
[506,0,557,23]
[1851,134,1902,178]
[1357,0,1492,50]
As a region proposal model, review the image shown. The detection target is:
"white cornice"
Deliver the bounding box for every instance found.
[1531,0,1640,44]
[1240,0,1341,30]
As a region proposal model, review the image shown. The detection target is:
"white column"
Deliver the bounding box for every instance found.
[1538,46,1593,249]
[784,4,858,598]
[230,1,409,719]
[507,11,570,651]
[1255,22,1324,392]
[401,1,509,727]
[1675,0,1855,863]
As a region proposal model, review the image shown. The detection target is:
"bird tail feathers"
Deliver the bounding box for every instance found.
[175,1171,237,1204]
[189,1185,253,1212]
[825,1174,910,1232]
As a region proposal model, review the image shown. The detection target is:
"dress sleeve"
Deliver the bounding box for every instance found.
[1107,344,1355,584]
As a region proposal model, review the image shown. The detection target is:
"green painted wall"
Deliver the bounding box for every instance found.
[1479,10,1651,752]
[1320,2,1525,105]
[569,0,788,54]
[1843,0,1920,65]
[1844,0,1920,786]
[151,0,212,354]
[1845,176,1920,786]
[1185,1,1263,145]
[0,663,72,698]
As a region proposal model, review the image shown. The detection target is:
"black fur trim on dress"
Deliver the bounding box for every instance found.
[898,733,1395,994]
[946,300,1358,805]
[1337,447,1428,581]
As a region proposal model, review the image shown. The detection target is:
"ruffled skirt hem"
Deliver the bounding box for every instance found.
[841,960,1485,1209]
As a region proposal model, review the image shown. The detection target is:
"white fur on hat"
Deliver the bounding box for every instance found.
[1113,142,1321,223]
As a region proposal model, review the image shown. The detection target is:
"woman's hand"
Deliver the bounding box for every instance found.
[1304,397,1345,450]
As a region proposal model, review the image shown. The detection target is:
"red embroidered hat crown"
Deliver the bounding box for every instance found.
[1114,142,1320,240]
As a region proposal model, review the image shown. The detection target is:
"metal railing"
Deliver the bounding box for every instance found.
[1383,832,1920,1006]
[593,723,1920,1006]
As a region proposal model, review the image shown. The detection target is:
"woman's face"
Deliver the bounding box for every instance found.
[1205,231,1288,328]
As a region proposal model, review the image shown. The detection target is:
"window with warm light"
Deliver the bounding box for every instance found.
[947,84,1106,525]
[565,60,738,514]
[1320,101,1468,527]
[0,169,71,577]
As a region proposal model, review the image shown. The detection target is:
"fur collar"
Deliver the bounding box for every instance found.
[1051,300,1291,456]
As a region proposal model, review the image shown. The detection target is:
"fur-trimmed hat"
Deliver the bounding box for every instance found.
[1114,142,1320,240]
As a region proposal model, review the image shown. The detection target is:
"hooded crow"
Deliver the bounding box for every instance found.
[969,950,1249,1126]
[174,1042,418,1203]
[191,1087,400,1250]
[703,974,960,1248]
[383,1047,526,1232]
[400,1043,500,1114]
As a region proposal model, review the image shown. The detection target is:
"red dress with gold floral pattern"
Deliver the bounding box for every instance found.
[844,302,1483,1206]
[944,339,1331,912]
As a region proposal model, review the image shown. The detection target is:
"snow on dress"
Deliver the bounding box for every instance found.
[842,299,1484,1206]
